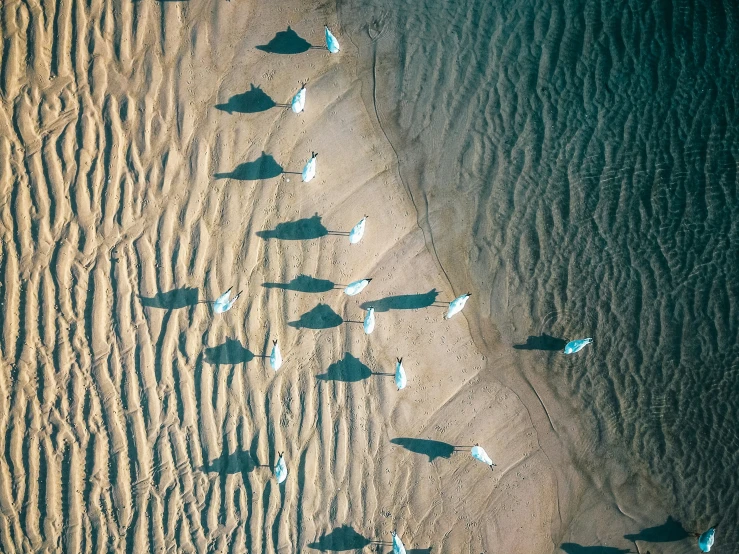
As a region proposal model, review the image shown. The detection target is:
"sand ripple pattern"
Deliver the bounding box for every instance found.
[0,2,259,551]
[341,0,739,547]
[0,1,356,552]
[0,1,551,553]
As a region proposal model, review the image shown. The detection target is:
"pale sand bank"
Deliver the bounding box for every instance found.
[0,0,673,553]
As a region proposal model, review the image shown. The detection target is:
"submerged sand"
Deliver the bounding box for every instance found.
[0,0,691,553]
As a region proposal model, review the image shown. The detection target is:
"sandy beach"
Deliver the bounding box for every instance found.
[3,0,728,553]
[0,0,559,552]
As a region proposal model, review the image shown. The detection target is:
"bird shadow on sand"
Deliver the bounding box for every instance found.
[215,84,289,114]
[200,446,270,485]
[288,304,344,329]
[140,287,200,309]
[559,544,631,554]
[623,516,689,543]
[308,525,372,551]
[204,338,256,365]
[257,214,346,241]
[513,334,567,351]
[359,289,442,312]
[256,27,322,54]
[263,275,340,293]
[316,353,393,383]
[389,438,472,462]
[215,152,284,180]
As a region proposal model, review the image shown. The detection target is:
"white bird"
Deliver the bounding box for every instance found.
[698,527,716,552]
[275,452,288,484]
[563,338,593,354]
[325,26,340,54]
[270,340,283,371]
[445,292,471,319]
[395,358,407,390]
[349,216,368,244]
[363,307,375,334]
[213,288,241,314]
[391,531,406,554]
[302,152,317,182]
[344,278,371,296]
[471,444,496,470]
[291,83,306,113]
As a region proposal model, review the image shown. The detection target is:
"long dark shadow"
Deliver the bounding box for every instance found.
[262,274,337,293]
[256,26,313,54]
[140,287,199,309]
[513,334,567,351]
[559,544,631,554]
[288,304,343,329]
[201,449,269,482]
[390,438,455,462]
[214,151,283,180]
[308,525,371,551]
[257,214,329,240]
[359,289,440,312]
[216,84,287,114]
[316,353,374,382]
[623,516,689,543]
[204,338,254,364]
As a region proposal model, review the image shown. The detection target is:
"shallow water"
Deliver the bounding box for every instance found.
[341,0,739,547]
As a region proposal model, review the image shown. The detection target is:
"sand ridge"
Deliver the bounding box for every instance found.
[0,0,554,553]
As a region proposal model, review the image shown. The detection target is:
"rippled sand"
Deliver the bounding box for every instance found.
[0,0,565,552]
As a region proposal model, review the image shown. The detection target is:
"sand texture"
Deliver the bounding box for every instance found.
[0,1,561,553]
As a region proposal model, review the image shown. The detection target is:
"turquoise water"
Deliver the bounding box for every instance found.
[341,0,738,548]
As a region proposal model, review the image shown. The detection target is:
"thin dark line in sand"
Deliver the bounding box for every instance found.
[368,37,455,295]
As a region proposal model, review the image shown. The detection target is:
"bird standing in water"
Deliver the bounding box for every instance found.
[563,338,593,354]
[697,526,716,552]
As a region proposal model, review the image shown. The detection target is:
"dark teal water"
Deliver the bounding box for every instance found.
[341,0,738,549]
